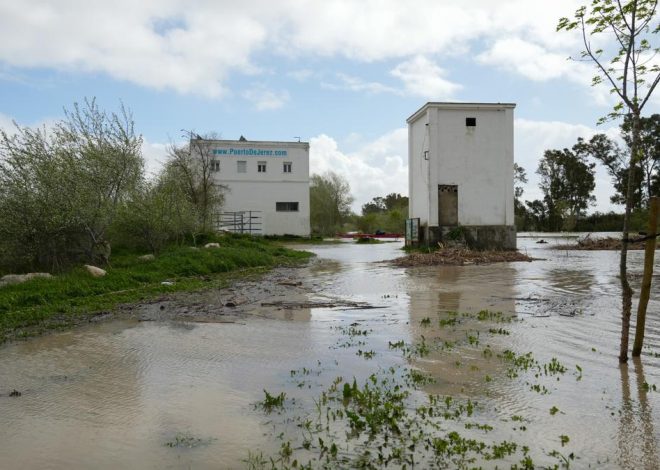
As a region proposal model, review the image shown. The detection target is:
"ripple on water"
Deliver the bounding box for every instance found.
[1,238,660,468]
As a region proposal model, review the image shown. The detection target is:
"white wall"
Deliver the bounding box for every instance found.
[409,103,515,227]
[203,140,310,236]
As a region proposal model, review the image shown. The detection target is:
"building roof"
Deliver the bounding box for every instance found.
[407,102,516,124]
[194,138,309,148]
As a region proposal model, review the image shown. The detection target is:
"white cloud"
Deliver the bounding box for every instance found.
[141,139,169,178]
[287,69,314,81]
[242,86,290,110]
[321,73,398,94]
[0,113,16,132]
[0,0,599,99]
[323,57,460,99]
[390,56,461,99]
[310,128,408,212]
[477,38,582,82]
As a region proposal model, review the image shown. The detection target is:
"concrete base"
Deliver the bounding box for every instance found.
[423,225,517,250]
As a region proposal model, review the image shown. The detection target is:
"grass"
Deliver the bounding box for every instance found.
[0,234,312,342]
[355,237,383,244]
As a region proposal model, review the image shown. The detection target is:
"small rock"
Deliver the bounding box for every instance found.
[138,254,155,261]
[204,243,220,248]
[84,265,107,277]
[0,272,52,287]
[161,281,175,286]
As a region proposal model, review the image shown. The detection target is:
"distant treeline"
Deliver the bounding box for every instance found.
[517,210,649,233]
[515,114,658,233]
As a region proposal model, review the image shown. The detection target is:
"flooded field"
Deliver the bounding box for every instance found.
[1,236,659,468]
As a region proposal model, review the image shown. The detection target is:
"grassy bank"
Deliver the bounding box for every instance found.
[0,235,312,342]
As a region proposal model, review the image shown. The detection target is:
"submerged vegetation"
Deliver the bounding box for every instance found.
[247,309,580,469]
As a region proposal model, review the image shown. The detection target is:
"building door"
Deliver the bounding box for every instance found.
[438,185,458,226]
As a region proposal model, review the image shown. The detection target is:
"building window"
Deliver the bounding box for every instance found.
[283,162,292,173]
[210,160,220,172]
[466,117,476,127]
[258,161,267,173]
[276,202,299,212]
[237,160,247,173]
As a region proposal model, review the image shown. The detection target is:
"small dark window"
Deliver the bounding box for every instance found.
[466,117,476,127]
[276,202,299,212]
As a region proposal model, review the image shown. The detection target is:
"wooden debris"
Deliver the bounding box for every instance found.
[553,236,651,251]
[391,248,534,267]
[261,300,379,309]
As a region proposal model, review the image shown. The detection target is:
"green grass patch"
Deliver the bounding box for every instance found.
[0,235,312,342]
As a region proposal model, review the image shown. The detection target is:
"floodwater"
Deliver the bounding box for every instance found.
[1,235,660,468]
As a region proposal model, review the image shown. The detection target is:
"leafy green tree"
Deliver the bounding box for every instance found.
[620,113,660,200]
[558,0,659,362]
[525,199,550,231]
[537,147,596,231]
[310,172,354,236]
[113,174,198,254]
[0,99,143,271]
[362,193,408,215]
[513,164,530,229]
[362,197,387,215]
[359,193,408,233]
[576,114,658,209]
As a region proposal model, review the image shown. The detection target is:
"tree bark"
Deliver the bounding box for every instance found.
[632,196,658,357]
[619,111,642,363]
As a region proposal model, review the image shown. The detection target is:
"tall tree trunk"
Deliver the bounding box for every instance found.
[632,196,658,357]
[619,111,642,363]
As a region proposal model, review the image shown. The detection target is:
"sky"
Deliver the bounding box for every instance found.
[0,0,657,213]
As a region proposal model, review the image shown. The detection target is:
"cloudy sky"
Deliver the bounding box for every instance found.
[0,0,657,212]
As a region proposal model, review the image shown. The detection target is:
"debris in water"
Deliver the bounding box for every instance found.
[554,235,651,251]
[261,299,383,310]
[9,389,21,397]
[391,248,535,267]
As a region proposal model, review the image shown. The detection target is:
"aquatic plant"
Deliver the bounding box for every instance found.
[258,390,287,412]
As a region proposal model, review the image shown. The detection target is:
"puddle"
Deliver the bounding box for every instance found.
[1,237,659,468]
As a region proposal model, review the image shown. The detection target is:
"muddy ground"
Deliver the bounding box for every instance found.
[6,258,360,341]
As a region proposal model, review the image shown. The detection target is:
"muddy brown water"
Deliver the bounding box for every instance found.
[1,235,659,469]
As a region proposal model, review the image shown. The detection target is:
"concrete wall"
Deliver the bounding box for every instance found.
[408,103,516,249]
[200,140,310,236]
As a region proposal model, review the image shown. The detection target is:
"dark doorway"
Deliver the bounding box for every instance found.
[438,185,458,226]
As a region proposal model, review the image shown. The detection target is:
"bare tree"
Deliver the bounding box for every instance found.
[165,132,226,234]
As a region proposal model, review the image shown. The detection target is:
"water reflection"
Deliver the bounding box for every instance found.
[618,359,660,470]
[1,238,659,468]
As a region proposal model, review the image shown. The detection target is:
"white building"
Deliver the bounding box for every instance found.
[408,102,516,249]
[201,138,310,237]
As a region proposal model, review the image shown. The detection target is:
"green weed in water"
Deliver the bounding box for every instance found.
[258,390,287,412]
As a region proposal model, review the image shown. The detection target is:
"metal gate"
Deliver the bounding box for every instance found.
[216,211,262,234]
